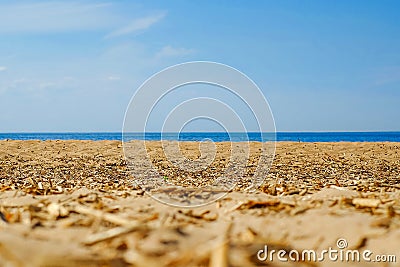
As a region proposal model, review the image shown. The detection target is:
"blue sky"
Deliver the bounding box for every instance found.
[0,0,399,132]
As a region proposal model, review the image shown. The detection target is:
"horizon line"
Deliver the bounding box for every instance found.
[1,131,400,134]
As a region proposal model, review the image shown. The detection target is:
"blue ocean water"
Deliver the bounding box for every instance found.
[0,132,400,142]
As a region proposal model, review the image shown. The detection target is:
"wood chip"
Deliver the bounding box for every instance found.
[209,223,231,267]
[236,199,280,209]
[73,204,132,226]
[352,198,380,208]
[83,223,144,245]
[0,211,8,223]
[47,203,69,219]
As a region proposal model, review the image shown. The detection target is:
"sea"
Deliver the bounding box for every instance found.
[0,132,400,142]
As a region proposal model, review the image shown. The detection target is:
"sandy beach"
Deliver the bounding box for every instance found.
[0,140,399,266]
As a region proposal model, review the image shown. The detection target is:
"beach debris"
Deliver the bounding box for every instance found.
[47,203,68,219]
[83,223,145,245]
[0,211,8,223]
[178,209,218,221]
[352,198,381,208]
[235,199,280,210]
[370,217,392,228]
[209,223,231,267]
[72,204,132,226]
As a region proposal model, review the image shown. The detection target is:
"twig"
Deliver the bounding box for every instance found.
[83,223,145,245]
[209,222,232,267]
[73,204,132,226]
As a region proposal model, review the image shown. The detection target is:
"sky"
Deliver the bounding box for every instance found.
[0,0,399,132]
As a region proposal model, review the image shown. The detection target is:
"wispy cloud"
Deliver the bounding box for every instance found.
[107,75,121,81]
[0,66,7,72]
[0,2,166,37]
[155,46,194,58]
[105,12,167,39]
[0,2,119,33]
[0,78,26,95]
